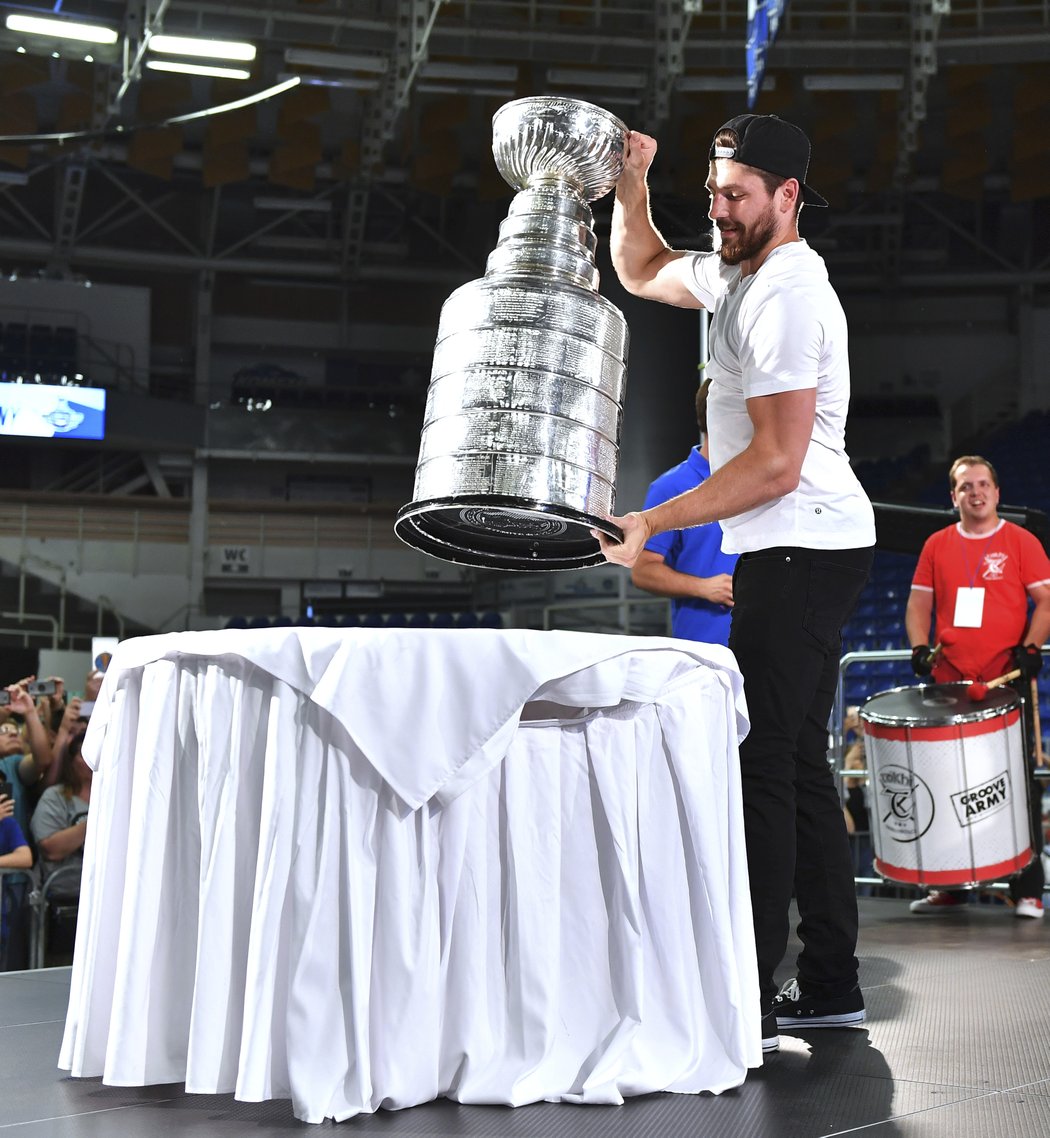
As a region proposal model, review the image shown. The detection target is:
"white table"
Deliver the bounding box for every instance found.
[59,627,759,1123]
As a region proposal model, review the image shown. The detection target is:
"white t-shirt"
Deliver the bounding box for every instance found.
[684,241,876,554]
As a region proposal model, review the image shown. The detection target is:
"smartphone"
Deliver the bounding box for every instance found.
[27,679,57,697]
[0,776,11,801]
[78,700,96,719]
[0,691,9,707]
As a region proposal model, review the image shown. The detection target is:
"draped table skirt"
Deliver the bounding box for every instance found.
[59,627,759,1123]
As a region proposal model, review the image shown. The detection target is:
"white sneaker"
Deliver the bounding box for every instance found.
[1014,897,1045,919]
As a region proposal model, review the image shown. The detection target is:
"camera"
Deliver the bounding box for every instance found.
[27,679,57,697]
[78,700,96,720]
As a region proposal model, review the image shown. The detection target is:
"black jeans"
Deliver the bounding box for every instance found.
[729,545,873,1012]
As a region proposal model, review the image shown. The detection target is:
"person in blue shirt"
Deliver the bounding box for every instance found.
[631,379,738,646]
[0,780,33,965]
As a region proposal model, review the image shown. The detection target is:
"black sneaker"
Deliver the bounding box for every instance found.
[761,1010,779,1053]
[772,978,866,1028]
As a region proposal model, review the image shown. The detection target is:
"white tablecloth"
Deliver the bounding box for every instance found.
[59,627,759,1123]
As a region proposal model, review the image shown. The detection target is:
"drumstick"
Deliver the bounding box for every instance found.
[966,669,1023,702]
[1032,677,1044,767]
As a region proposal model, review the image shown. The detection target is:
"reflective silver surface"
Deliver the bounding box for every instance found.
[860,683,1020,727]
[491,97,628,201]
[395,96,630,570]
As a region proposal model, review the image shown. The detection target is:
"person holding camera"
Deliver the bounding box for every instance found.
[30,728,91,894]
[43,668,101,790]
[0,680,57,834]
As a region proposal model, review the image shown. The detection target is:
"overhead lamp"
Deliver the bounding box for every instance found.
[420,61,518,83]
[417,82,515,98]
[546,67,647,88]
[284,47,387,73]
[678,75,777,92]
[5,13,118,44]
[803,74,903,91]
[281,72,381,92]
[146,59,251,80]
[148,34,256,62]
[253,196,333,213]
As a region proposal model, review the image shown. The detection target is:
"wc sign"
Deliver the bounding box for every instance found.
[220,546,251,575]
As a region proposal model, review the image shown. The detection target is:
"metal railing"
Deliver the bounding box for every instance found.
[541,594,672,635]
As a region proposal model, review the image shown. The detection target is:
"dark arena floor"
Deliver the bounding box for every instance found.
[5,895,1050,1138]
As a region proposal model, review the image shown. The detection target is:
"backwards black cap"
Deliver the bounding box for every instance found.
[709,114,828,208]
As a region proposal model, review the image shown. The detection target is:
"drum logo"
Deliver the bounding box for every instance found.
[950,769,1011,827]
[877,764,935,841]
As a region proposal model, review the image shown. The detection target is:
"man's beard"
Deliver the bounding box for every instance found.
[716,205,778,266]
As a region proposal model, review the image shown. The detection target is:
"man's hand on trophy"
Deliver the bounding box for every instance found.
[622,131,658,178]
[593,511,651,567]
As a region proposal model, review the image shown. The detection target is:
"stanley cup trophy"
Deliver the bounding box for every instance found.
[394,97,630,570]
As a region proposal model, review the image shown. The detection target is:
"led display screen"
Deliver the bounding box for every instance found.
[0,382,106,440]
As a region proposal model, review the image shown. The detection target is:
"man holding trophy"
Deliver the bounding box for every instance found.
[595,114,876,1056]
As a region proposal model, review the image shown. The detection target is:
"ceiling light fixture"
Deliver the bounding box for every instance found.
[146,59,251,80]
[546,67,647,88]
[282,72,381,92]
[678,75,777,92]
[5,13,118,44]
[802,74,903,91]
[420,61,518,83]
[284,47,387,73]
[148,34,256,62]
[253,196,333,213]
[417,82,515,98]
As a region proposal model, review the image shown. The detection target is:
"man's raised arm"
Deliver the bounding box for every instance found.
[611,130,703,308]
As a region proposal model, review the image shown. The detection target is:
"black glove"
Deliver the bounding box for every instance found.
[911,644,935,677]
[1012,643,1043,680]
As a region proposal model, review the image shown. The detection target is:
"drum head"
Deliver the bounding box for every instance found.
[860,682,1020,727]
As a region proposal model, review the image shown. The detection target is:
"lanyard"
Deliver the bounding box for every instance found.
[955,525,997,589]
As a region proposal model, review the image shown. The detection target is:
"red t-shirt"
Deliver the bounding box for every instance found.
[911,519,1050,681]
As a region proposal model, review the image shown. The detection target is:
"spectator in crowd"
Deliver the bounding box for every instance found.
[0,781,32,871]
[0,681,55,834]
[45,667,102,790]
[30,727,90,894]
[841,706,873,883]
[631,378,738,647]
[0,777,32,968]
[905,454,1050,918]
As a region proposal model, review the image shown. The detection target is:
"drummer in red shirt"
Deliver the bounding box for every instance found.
[905,455,1050,917]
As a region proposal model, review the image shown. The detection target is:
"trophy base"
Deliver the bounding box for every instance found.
[394,495,624,571]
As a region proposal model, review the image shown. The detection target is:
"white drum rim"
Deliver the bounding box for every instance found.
[859,681,1020,728]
